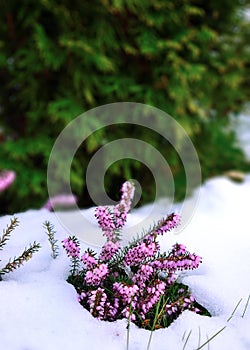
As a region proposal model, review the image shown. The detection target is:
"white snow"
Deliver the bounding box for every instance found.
[1,175,250,350]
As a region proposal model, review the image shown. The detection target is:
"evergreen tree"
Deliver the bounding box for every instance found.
[0,0,249,213]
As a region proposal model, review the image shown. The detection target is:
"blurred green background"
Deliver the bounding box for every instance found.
[0,0,250,214]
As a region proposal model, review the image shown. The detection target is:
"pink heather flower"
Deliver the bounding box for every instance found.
[124,239,159,266]
[105,298,120,320]
[95,206,118,241]
[113,282,139,306]
[87,288,107,320]
[122,306,136,321]
[165,293,198,316]
[140,280,166,316]
[62,237,80,258]
[113,181,135,228]
[172,243,187,255]
[81,251,97,269]
[153,213,180,236]
[113,205,128,228]
[132,263,154,289]
[42,194,77,211]
[99,241,120,262]
[95,206,115,230]
[120,180,135,213]
[0,170,16,192]
[78,291,87,302]
[85,263,109,286]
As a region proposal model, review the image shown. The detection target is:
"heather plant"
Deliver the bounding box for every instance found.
[63,181,209,329]
[0,217,41,280]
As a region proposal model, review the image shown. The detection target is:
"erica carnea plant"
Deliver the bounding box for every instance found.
[63,181,209,330]
[0,217,41,280]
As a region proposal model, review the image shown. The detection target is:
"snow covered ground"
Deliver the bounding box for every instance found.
[1,175,250,350]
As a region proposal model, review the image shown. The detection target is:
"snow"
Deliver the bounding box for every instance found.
[1,175,250,350]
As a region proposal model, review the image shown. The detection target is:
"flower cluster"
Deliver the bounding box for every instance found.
[124,239,159,266]
[94,180,134,242]
[0,170,15,192]
[62,237,80,258]
[85,263,109,286]
[63,181,206,330]
[81,250,97,269]
[165,290,200,316]
[99,241,120,262]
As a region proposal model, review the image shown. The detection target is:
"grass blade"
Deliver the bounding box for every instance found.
[227,298,242,322]
[182,329,192,350]
[241,294,250,318]
[196,326,226,350]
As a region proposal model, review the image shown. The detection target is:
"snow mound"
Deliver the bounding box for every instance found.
[0,175,250,349]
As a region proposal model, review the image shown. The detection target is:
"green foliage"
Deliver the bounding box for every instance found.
[0,0,249,213]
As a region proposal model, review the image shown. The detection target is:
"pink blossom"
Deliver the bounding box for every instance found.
[81,251,97,269]
[85,263,109,286]
[113,181,135,228]
[0,170,16,192]
[43,194,77,211]
[140,280,166,316]
[124,239,159,266]
[62,237,80,258]
[99,241,120,261]
[87,288,107,320]
[113,282,139,306]
[95,206,115,230]
[153,213,180,236]
[132,264,154,288]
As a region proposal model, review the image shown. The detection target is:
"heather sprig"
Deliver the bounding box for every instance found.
[63,181,209,330]
[95,180,135,243]
[0,217,41,281]
[0,217,19,251]
[44,221,59,259]
[62,236,80,275]
[0,242,41,276]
